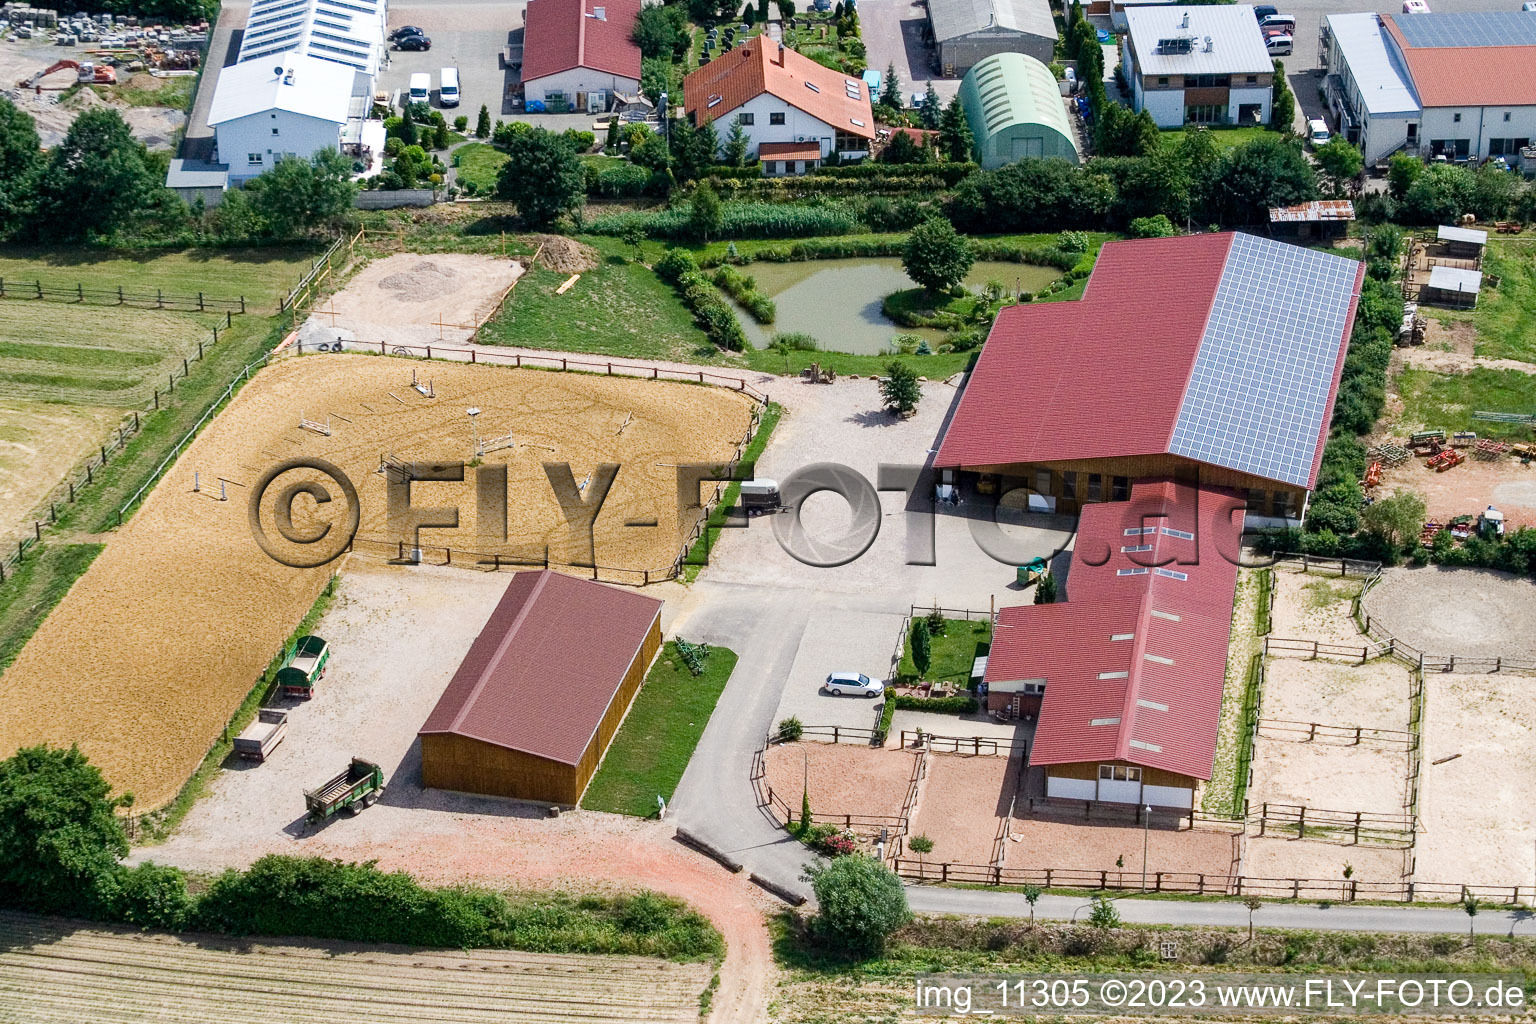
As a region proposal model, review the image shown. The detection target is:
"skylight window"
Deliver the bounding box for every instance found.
[805,81,820,93]
[1154,568,1189,581]
[1123,526,1156,536]
[1116,567,1149,576]
[850,117,865,127]
[707,95,721,107]
[1144,653,1174,666]
[1129,739,1163,752]
[1137,699,1169,712]
[1149,609,1182,622]
[1161,527,1194,540]
[1121,544,1152,553]
[1089,717,1121,726]
[1110,633,1135,641]
[1097,671,1129,680]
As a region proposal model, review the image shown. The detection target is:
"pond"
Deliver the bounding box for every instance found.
[730,258,1063,354]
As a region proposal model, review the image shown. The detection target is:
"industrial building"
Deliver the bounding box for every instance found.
[683,39,875,167]
[957,52,1078,168]
[418,570,663,805]
[521,0,643,113]
[1320,11,1536,168]
[1120,4,1273,127]
[927,0,1057,75]
[940,231,1364,811]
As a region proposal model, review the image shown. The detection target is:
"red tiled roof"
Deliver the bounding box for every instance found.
[758,141,822,160]
[682,40,876,139]
[1382,15,1536,107]
[985,479,1245,780]
[936,234,1233,470]
[419,570,661,766]
[522,0,642,84]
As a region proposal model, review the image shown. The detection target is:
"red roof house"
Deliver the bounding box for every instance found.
[521,0,643,110]
[419,570,662,804]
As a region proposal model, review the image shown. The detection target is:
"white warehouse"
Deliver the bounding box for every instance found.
[208,57,357,186]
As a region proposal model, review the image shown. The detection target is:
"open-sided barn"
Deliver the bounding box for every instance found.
[418,570,663,805]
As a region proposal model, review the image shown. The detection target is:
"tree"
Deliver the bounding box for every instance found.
[1033,572,1057,604]
[1464,896,1479,937]
[1022,884,1043,928]
[1313,137,1363,197]
[0,745,131,914]
[495,127,584,228]
[1088,895,1120,930]
[475,104,491,139]
[605,116,621,152]
[1361,490,1426,552]
[1217,135,1317,225]
[32,108,159,241]
[919,83,942,130]
[689,181,723,240]
[880,129,923,165]
[951,158,1116,233]
[1243,895,1263,943]
[903,217,973,294]
[0,98,41,234]
[777,0,796,16]
[633,1,688,59]
[670,118,718,182]
[723,118,750,167]
[910,618,931,677]
[1269,59,1295,133]
[880,360,921,415]
[743,3,755,26]
[907,834,934,875]
[640,57,670,107]
[1129,214,1177,238]
[1095,102,1158,157]
[399,102,419,146]
[1402,162,1475,224]
[1386,153,1422,200]
[939,96,973,163]
[881,61,901,110]
[246,149,358,237]
[433,120,451,150]
[621,224,646,261]
[804,855,911,956]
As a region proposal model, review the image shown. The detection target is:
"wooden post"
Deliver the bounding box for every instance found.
[33,522,40,542]
[198,291,204,311]
[77,283,83,301]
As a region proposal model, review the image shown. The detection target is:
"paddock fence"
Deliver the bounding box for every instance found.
[891,860,1533,904]
[898,731,1006,757]
[0,278,247,313]
[1254,718,1415,748]
[1249,802,1416,846]
[278,230,356,316]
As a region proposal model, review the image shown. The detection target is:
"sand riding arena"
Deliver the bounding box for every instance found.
[0,353,755,811]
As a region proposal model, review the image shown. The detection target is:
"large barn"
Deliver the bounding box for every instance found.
[935,232,1366,530]
[418,570,662,805]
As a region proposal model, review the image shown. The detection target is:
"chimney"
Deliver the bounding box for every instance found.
[1179,10,1188,28]
[776,38,785,63]
[1203,34,1212,51]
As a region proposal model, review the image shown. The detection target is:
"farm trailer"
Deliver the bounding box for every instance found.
[304,758,385,822]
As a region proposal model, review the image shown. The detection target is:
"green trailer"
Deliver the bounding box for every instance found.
[304,758,384,822]
[277,634,330,699]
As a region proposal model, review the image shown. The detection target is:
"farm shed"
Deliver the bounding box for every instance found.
[1425,265,1482,308]
[1436,223,1487,258]
[1268,200,1354,242]
[957,52,1078,169]
[418,570,663,805]
[929,0,1058,74]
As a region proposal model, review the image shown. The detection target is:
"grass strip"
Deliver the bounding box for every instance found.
[581,643,738,816]
[681,402,780,581]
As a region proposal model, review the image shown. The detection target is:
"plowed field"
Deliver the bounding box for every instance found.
[0,911,709,1023]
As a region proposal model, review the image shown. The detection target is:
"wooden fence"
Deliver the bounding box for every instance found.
[278,231,354,316]
[760,784,907,837]
[345,537,673,588]
[0,278,246,313]
[1271,552,1383,579]
[899,731,1005,756]
[1264,636,1397,662]
[1255,718,1415,747]
[1250,802,1416,846]
[890,859,1532,904]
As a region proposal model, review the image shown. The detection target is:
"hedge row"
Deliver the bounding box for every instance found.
[810,162,980,185]
[702,175,962,197]
[657,250,747,350]
[587,201,859,240]
[711,265,775,324]
[891,695,980,714]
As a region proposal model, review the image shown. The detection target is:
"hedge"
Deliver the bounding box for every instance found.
[656,249,747,349]
[892,695,979,714]
[587,201,859,240]
[711,265,775,324]
[810,162,979,185]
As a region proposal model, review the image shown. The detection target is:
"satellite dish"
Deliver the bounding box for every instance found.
[273,65,284,75]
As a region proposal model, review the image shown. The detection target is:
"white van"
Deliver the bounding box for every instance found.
[1308,118,1330,147]
[408,72,430,105]
[1402,0,1429,12]
[439,67,459,107]
[1266,33,1294,56]
[1260,13,1296,33]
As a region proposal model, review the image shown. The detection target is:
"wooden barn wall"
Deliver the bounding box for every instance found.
[573,613,663,802]
[1045,759,1194,789]
[951,455,1305,516]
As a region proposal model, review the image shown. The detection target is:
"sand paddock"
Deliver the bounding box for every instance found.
[315,253,523,347]
[1415,673,1536,888]
[1269,568,1366,646]
[1260,659,1413,734]
[907,753,1021,865]
[1243,836,1408,886]
[763,743,917,825]
[1361,566,1536,664]
[1001,816,1238,879]
[1248,736,1409,818]
[0,354,753,809]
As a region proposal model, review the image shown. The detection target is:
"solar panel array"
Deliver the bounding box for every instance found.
[1393,11,1536,48]
[1167,233,1359,489]
[238,0,384,73]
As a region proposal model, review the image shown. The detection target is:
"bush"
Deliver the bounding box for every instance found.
[95,863,192,931]
[585,162,652,198]
[588,201,859,240]
[805,856,911,956]
[1056,230,1090,253]
[891,695,979,714]
[771,332,819,351]
[673,269,748,350]
[562,129,597,152]
[777,716,804,741]
[1128,214,1176,238]
[655,248,699,284]
[711,264,776,323]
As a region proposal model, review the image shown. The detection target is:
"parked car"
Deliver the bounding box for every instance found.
[1266,33,1294,56]
[388,25,423,40]
[395,33,431,51]
[1308,118,1331,147]
[1523,1,1536,10]
[823,672,884,698]
[1253,4,1278,19]
[1402,0,1429,12]
[1259,13,1295,33]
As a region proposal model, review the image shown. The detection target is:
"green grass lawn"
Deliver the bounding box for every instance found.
[897,617,992,685]
[452,142,509,194]
[579,153,628,170]
[1158,125,1278,151]
[0,245,317,311]
[581,643,737,816]
[1395,365,1536,439]
[1470,244,1536,363]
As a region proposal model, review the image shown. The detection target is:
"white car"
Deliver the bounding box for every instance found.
[824,672,884,698]
[1308,118,1331,147]
[1402,0,1429,12]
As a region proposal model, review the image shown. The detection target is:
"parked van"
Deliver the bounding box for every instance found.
[1308,118,1330,147]
[408,72,429,105]
[1260,13,1296,33]
[1266,32,1294,56]
[439,66,459,107]
[1402,0,1429,12]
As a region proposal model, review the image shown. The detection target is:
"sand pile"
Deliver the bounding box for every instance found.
[379,260,464,302]
[532,235,600,273]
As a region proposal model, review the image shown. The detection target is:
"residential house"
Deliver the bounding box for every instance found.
[522,0,642,113]
[1121,4,1273,127]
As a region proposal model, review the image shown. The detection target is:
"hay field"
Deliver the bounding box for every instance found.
[0,354,754,809]
[0,400,124,533]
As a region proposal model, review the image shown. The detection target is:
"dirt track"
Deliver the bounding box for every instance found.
[0,354,752,809]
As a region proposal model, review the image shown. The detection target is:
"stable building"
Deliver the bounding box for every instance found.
[957,52,1079,168]
[683,39,875,166]
[1121,4,1273,127]
[928,0,1057,75]
[934,232,1365,529]
[984,479,1246,810]
[521,0,642,113]
[418,570,663,805]
[1321,11,1536,168]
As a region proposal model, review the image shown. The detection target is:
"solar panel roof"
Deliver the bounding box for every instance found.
[1167,233,1360,489]
[1392,11,1536,48]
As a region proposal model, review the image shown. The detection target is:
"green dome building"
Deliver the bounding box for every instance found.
[958,52,1079,169]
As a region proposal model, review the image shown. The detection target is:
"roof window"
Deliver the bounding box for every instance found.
[1154,568,1189,581]
[1149,609,1182,622]
[1128,739,1163,752]
[1121,544,1152,553]
[1123,526,1156,536]
[1137,699,1169,712]
[706,95,721,108]
[805,81,820,93]
[1161,526,1194,540]
[1089,716,1121,726]
[1144,653,1174,666]
[1097,671,1129,680]
[1110,633,1135,641]
[1116,567,1149,576]
[850,117,865,127]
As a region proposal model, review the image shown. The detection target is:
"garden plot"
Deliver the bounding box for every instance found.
[1269,568,1366,646]
[1415,673,1536,888]
[0,354,753,809]
[907,752,1022,867]
[314,252,524,347]
[0,911,709,1024]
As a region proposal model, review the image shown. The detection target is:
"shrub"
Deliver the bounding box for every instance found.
[585,162,652,198]
[588,201,859,240]
[655,248,699,284]
[891,695,979,714]
[805,855,911,956]
[909,618,932,676]
[711,264,776,323]
[1056,230,1090,252]
[771,332,819,351]
[96,863,192,931]
[777,716,804,741]
[673,269,748,350]
[1128,214,1176,238]
[562,129,596,152]
[453,115,469,132]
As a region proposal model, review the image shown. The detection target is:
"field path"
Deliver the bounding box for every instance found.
[147,812,777,1024]
[0,910,709,1023]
